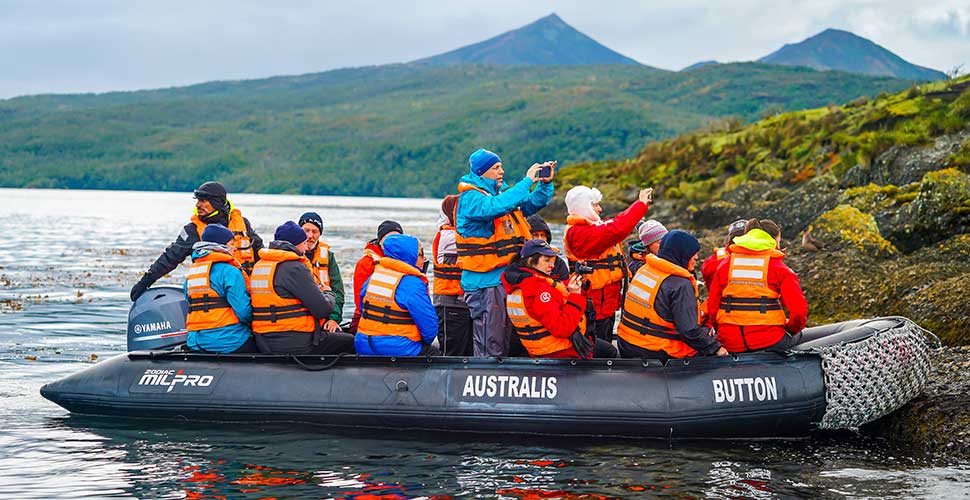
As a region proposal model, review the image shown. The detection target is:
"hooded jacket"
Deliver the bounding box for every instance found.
[502,264,586,358]
[355,235,438,356]
[707,229,808,352]
[183,242,253,353]
[253,240,336,354]
[455,172,553,292]
[563,199,648,319]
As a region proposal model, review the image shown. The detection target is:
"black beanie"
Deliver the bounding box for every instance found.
[194,181,227,201]
[377,220,403,241]
[299,212,323,232]
[657,230,701,270]
[526,214,551,240]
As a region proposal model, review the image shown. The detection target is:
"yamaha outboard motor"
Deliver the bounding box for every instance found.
[127,286,189,351]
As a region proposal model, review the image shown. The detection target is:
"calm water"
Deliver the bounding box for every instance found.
[0,188,967,499]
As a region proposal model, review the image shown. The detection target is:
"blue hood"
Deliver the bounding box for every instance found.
[382,234,419,268]
[459,172,503,195]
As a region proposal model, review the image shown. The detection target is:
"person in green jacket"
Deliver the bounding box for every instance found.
[300,212,345,332]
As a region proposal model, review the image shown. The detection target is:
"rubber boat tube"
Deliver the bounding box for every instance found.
[41,290,932,439]
[42,350,827,439]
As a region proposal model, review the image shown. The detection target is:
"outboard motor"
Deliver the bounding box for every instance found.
[127,286,189,351]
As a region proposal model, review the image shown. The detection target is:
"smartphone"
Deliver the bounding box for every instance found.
[538,165,552,178]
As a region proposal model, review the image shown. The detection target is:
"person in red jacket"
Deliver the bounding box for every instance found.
[562,185,653,343]
[502,239,617,359]
[347,220,403,333]
[700,218,748,287]
[707,219,808,353]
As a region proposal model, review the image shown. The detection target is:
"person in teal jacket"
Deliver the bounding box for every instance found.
[183,224,256,353]
[455,148,555,357]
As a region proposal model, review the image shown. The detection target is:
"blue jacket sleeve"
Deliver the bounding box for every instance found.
[519,179,554,217]
[459,178,536,222]
[395,276,438,345]
[213,263,253,325]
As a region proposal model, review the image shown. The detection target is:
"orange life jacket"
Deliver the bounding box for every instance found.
[563,216,626,291]
[185,251,243,331]
[455,183,532,273]
[357,258,428,342]
[190,208,256,274]
[506,277,586,357]
[617,254,700,358]
[432,226,463,296]
[714,247,728,260]
[308,242,333,291]
[249,249,316,334]
[715,248,787,327]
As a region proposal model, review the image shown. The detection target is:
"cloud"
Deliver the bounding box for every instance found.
[0,0,966,99]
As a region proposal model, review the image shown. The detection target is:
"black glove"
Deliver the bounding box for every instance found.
[569,331,595,359]
[130,275,153,302]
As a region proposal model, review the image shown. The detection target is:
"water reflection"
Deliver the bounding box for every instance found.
[1,188,969,499]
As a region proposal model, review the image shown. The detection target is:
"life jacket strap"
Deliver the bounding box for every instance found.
[720,296,783,314]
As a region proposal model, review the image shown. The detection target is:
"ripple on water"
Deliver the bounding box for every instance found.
[1,189,969,499]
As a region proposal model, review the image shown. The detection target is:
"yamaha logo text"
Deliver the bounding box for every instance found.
[133,321,173,334]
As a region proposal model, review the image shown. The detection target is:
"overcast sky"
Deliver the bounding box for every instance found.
[1,0,967,99]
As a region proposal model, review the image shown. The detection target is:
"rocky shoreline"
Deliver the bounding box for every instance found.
[867,345,970,461]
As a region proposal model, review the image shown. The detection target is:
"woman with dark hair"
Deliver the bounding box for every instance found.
[502,239,617,359]
[707,218,808,353]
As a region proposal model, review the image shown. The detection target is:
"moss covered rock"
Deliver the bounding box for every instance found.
[809,204,898,257]
[889,168,970,252]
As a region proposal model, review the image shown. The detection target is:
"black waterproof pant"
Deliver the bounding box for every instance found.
[593,338,619,358]
[590,315,616,343]
[617,336,670,363]
[435,305,473,356]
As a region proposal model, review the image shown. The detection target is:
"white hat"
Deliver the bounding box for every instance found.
[565,186,603,222]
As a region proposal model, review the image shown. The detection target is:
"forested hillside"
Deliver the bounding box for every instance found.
[0,63,911,197]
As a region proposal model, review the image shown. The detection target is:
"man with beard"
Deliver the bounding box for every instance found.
[130,181,263,301]
[299,212,345,333]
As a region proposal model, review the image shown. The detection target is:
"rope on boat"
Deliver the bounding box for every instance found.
[289,352,352,371]
[799,316,936,430]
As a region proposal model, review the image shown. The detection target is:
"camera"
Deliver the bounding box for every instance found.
[538,165,552,178]
[574,264,594,275]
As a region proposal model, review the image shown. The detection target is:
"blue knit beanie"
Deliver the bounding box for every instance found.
[657,230,701,270]
[201,224,234,245]
[274,220,307,246]
[469,148,501,176]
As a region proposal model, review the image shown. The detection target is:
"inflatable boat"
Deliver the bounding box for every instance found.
[41,287,935,438]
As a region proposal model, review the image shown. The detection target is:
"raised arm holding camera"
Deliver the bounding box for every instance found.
[562,186,653,344]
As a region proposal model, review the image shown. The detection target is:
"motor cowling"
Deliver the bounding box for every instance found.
[127,286,188,351]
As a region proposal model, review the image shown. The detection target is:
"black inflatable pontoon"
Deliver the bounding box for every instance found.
[41,287,934,438]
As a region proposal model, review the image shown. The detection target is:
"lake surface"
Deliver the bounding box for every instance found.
[1,188,967,499]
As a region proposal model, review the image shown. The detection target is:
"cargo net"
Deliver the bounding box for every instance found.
[808,317,937,430]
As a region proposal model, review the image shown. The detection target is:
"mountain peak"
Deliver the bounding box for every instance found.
[416,14,641,66]
[759,28,945,81]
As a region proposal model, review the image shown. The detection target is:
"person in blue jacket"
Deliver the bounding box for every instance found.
[355,234,439,356]
[183,224,257,353]
[456,148,555,357]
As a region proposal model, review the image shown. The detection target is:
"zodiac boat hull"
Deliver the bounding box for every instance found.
[40,317,931,439]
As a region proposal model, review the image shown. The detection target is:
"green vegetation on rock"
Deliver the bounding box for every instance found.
[809,204,897,256]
